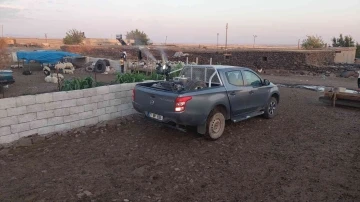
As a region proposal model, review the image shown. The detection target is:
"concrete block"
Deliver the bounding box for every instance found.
[126,90,133,97]
[96,86,110,95]
[117,104,129,112]
[11,123,30,133]
[110,99,122,106]
[16,95,36,107]
[121,83,133,91]
[0,97,16,110]
[64,114,80,123]
[99,114,111,122]
[70,121,81,129]
[98,100,110,109]
[93,108,106,117]
[0,116,18,127]
[30,119,48,130]
[122,109,135,116]
[54,108,70,117]
[110,112,122,119]
[45,101,62,110]
[36,93,53,104]
[67,90,84,99]
[90,95,103,103]
[69,106,85,114]
[62,99,77,108]
[115,92,126,99]
[84,103,97,112]
[7,106,27,116]
[38,126,55,135]
[79,111,93,120]
[0,109,7,118]
[47,117,63,125]
[103,93,116,101]
[76,97,91,106]
[84,117,99,126]
[109,84,123,93]
[27,104,46,113]
[37,110,55,119]
[53,91,68,101]
[18,113,37,123]
[0,134,20,144]
[54,123,71,132]
[83,88,97,97]
[0,126,11,136]
[106,106,118,114]
[19,129,38,138]
[122,97,132,104]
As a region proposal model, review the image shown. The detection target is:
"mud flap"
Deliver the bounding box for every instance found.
[197,123,206,135]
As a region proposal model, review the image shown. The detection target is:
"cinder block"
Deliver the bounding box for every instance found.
[98,100,110,109]
[11,123,30,133]
[110,99,122,106]
[70,121,81,129]
[53,91,68,101]
[115,92,126,99]
[110,112,122,119]
[93,108,106,117]
[0,116,18,127]
[84,117,99,126]
[90,95,103,103]
[0,109,7,118]
[84,103,97,112]
[96,86,110,95]
[38,126,55,135]
[109,84,123,93]
[106,106,117,114]
[18,113,37,123]
[122,109,135,116]
[37,110,55,119]
[35,93,53,104]
[54,123,71,132]
[0,97,16,110]
[0,126,11,136]
[16,95,36,107]
[67,90,84,99]
[47,117,63,125]
[62,99,77,108]
[76,97,91,106]
[19,129,38,138]
[54,108,70,117]
[27,104,46,113]
[117,104,128,112]
[99,114,111,122]
[79,111,93,120]
[69,106,85,114]
[121,83,133,91]
[126,90,133,97]
[45,101,62,110]
[63,114,80,123]
[30,119,48,129]
[7,106,27,116]
[122,97,132,104]
[103,93,116,101]
[0,134,20,144]
[83,88,97,97]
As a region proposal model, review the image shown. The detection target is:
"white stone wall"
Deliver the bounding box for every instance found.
[0,83,138,144]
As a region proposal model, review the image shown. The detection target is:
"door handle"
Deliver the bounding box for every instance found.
[249,91,254,95]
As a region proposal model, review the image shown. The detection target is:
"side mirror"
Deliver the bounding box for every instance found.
[263,79,270,86]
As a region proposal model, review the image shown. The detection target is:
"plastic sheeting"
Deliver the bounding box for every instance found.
[16,51,80,64]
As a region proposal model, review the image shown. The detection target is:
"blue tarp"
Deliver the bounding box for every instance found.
[16,51,80,64]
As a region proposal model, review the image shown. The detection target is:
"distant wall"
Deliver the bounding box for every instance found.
[0,83,137,144]
[334,48,356,64]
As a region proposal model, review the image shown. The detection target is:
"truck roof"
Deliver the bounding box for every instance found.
[183,65,250,71]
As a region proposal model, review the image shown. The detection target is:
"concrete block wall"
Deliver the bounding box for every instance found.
[0,83,138,144]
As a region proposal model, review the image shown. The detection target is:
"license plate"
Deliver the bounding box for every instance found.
[148,112,163,121]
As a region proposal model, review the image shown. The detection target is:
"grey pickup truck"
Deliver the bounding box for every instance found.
[132,65,280,140]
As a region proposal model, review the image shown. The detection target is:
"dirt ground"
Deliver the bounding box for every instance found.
[0,86,359,202]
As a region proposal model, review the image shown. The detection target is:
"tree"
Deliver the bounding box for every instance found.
[356,43,360,58]
[0,38,10,69]
[332,34,355,47]
[126,29,150,45]
[301,35,325,49]
[63,29,86,45]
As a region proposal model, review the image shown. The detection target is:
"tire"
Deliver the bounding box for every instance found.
[184,80,207,91]
[204,109,226,140]
[263,96,278,119]
[94,60,106,73]
[103,59,111,67]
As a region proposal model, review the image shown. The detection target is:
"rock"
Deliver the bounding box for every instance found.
[0,159,7,166]
[329,73,336,77]
[83,190,92,197]
[132,166,147,177]
[124,199,130,202]
[340,71,356,78]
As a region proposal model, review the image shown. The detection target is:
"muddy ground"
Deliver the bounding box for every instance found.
[0,86,359,202]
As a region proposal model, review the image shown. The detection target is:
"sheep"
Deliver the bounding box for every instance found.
[45,73,64,83]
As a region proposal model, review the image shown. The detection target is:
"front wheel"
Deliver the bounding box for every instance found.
[204,109,226,140]
[263,97,278,119]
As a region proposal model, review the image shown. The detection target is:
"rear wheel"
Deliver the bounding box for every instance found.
[264,97,278,119]
[204,109,226,140]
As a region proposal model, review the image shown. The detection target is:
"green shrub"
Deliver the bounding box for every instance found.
[61,76,95,91]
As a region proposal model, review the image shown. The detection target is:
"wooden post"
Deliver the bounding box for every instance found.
[196,57,198,64]
[210,58,212,65]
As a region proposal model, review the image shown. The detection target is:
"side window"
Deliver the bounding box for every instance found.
[225,71,244,86]
[243,71,262,87]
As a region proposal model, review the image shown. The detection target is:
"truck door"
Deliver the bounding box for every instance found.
[224,71,253,117]
[242,70,270,112]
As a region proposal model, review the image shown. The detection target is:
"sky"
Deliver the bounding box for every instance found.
[0,0,359,45]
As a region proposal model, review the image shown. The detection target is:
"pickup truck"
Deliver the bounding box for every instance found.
[0,70,15,87]
[132,65,280,140]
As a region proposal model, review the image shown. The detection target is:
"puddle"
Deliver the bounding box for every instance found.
[276,84,360,94]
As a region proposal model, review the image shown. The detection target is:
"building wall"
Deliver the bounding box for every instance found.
[334,48,356,64]
[0,83,138,145]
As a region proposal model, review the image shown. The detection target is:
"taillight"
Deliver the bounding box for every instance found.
[132,89,135,101]
[175,96,192,112]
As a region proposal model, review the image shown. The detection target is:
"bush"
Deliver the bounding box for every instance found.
[0,38,10,69]
[63,29,86,45]
[61,77,95,91]
[126,29,150,45]
[301,35,325,49]
[332,34,355,47]
[356,43,360,58]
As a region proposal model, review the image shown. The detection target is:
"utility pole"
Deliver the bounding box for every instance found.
[253,35,257,48]
[1,25,3,38]
[298,39,300,49]
[225,23,228,51]
[217,33,219,49]
[45,33,47,43]
[164,36,167,45]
